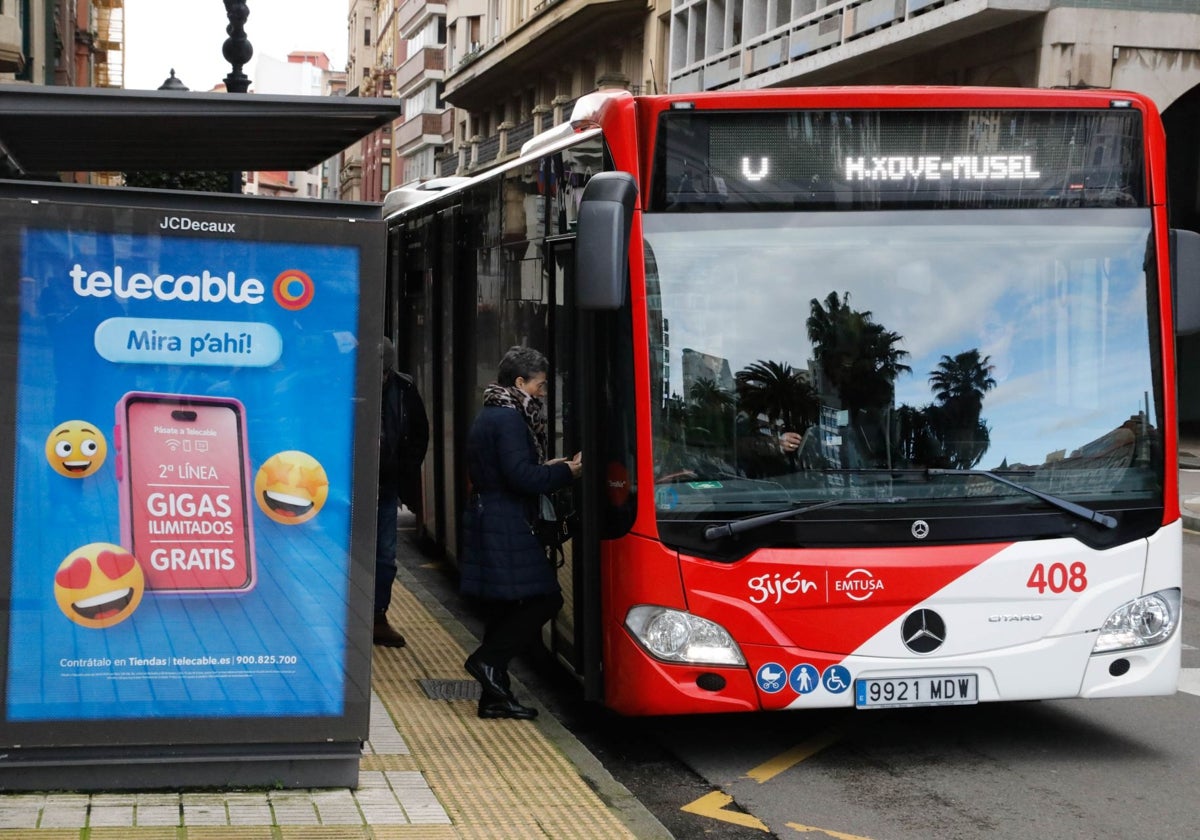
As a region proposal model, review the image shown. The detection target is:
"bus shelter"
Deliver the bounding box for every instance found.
[0,85,401,790]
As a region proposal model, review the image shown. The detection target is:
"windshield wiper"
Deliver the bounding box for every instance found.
[925,468,1117,529]
[703,497,906,541]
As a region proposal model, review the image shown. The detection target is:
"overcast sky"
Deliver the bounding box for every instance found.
[123,1,350,92]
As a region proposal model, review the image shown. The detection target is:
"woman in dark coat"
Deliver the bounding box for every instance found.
[461,346,581,720]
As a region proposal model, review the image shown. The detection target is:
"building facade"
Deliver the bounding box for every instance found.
[0,0,122,88]
[247,51,347,200]
[393,0,449,186]
[437,0,657,176]
[0,1,124,184]
[341,0,380,200]
[343,0,451,196]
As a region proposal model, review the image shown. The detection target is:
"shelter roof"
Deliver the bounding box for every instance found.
[0,85,402,175]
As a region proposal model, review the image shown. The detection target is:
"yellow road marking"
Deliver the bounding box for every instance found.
[681,790,770,832]
[682,717,885,834]
[745,729,843,784]
[787,821,876,840]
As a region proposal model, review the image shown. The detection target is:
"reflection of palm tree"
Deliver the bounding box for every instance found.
[688,378,733,410]
[807,292,910,468]
[928,349,996,468]
[735,360,818,434]
[806,291,911,417]
[930,350,996,415]
[686,377,735,449]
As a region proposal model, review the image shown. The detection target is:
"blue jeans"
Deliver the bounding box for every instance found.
[376,488,398,614]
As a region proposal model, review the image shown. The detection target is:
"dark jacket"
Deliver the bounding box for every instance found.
[380,370,429,507]
[460,404,573,600]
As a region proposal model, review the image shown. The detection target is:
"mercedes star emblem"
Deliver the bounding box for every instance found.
[901,609,946,654]
[911,519,930,539]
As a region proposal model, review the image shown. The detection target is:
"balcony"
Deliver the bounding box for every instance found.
[395,111,451,152]
[670,0,1047,92]
[397,0,446,39]
[395,46,444,97]
[443,0,643,111]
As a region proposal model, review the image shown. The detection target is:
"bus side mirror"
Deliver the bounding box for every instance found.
[1172,228,1200,336]
[575,171,637,310]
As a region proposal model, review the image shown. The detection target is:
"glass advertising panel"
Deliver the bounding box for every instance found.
[0,188,380,746]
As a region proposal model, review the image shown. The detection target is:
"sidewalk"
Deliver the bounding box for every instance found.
[1180,435,1200,531]
[0,525,672,839]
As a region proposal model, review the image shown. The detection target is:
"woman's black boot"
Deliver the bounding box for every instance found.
[464,653,512,698]
[477,690,537,720]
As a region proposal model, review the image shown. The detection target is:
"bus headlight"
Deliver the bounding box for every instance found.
[625,605,746,666]
[1092,589,1180,654]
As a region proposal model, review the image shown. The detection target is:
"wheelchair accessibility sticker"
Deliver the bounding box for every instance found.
[822,664,851,694]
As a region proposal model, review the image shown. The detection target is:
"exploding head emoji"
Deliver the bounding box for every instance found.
[53,543,144,629]
[254,450,329,525]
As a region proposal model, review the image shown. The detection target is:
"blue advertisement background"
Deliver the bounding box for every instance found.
[9,228,361,721]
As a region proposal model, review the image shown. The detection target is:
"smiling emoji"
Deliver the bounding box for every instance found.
[53,543,144,629]
[254,450,329,525]
[45,420,108,478]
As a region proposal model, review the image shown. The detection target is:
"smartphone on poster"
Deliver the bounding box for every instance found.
[115,392,256,593]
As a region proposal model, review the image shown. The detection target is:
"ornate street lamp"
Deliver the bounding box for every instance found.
[158,69,188,91]
[222,1,253,94]
[221,1,253,192]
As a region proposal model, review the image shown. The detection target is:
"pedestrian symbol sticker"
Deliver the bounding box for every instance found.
[789,663,820,695]
[756,663,786,693]
[822,665,851,694]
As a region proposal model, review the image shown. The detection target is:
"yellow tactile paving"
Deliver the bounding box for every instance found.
[375,578,640,840]
[186,829,275,840]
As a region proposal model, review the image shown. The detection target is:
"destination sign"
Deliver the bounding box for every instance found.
[651,108,1145,211]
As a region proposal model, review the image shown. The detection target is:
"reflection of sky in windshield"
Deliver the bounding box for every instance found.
[645,209,1155,469]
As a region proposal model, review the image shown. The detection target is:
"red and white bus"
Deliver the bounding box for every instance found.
[384,87,1198,715]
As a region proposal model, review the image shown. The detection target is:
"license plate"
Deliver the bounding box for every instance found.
[855,674,978,709]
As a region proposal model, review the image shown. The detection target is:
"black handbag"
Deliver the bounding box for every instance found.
[531,494,570,568]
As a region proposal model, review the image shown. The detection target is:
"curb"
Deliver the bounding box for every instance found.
[1182,510,1200,532]
[1179,457,1200,531]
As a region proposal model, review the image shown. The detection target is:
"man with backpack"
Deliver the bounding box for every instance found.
[376,338,430,647]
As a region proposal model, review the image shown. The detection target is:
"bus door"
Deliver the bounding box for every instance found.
[545,235,602,698]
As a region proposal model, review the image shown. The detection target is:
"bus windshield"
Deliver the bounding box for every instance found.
[644,208,1163,530]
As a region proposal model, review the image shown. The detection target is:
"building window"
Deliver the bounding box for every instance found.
[364,17,372,47]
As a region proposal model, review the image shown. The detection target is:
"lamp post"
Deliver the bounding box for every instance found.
[222,1,253,192]
[222,1,253,94]
[158,69,188,92]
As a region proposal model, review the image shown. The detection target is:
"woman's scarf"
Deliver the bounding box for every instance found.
[483,383,548,463]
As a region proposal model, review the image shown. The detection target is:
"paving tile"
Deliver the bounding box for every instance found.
[311,789,362,825]
[38,803,88,829]
[268,793,320,826]
[180,799,228,827]
[134,803,182,827]
[88,804,135,826]
[226,796,274,826]
[0,795,42,830]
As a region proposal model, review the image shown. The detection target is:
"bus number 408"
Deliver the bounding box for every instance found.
[1026,562,1088,594]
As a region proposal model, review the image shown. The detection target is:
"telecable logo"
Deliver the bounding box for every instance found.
[70,263,265,305]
